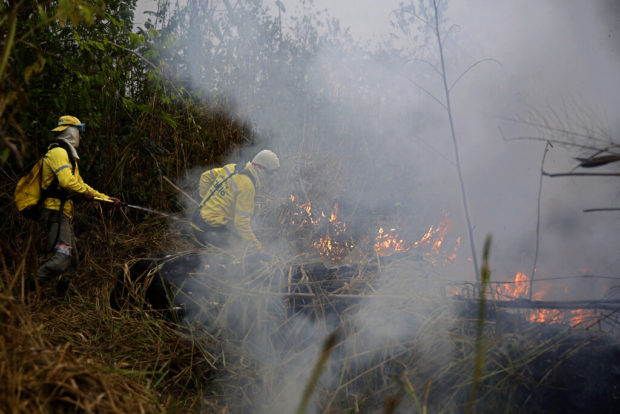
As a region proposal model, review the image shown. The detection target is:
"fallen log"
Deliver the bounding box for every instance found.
[452,297,620,311]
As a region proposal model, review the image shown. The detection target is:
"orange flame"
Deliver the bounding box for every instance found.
[476,272,598,326]
[375,227,411,256]
[447,236,461,262]
[290,196,459,263]
[567,309,594,327]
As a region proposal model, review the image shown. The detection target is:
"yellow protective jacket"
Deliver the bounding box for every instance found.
[198,163,261,249]
[41,145,110,218]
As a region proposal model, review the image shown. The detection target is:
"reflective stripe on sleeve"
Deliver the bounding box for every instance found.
[55,165,70,173]
[235,209,252,217]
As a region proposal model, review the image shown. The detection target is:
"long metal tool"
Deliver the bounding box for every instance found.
[95,197,178,219]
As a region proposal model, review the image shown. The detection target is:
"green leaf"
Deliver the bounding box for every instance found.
[87,40,105,51]
[129,33,145,46]
[161,114,177,128]
[0,149,10,164]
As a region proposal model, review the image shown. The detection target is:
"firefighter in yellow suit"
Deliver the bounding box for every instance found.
[31,115,121,295]
[191,150,280,250]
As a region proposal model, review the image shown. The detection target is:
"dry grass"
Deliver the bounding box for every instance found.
[0,292,160,413]
[0,208,220,413]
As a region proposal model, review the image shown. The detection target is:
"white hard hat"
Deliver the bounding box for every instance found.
[251,150,280,172]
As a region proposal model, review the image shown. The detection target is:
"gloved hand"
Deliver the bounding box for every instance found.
[83,191,94,202]
[108,197,122,207]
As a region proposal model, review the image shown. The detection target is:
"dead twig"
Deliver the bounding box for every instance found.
[542,170,620,177]
[163,175,199,207]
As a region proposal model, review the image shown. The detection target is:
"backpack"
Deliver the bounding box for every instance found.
[14,157,46,219]
[191,163,256,230]
[14,142,75,219]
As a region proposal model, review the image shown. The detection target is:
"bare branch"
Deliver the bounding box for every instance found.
[453,297,620,311]
[542,170,620,177]
[499,116,614,145]
[398,73,446,109]
[431,0,478,280]
[501,135,602,151]
[529,142,551,299]
[405,56,441,77]
[449,58,502,92]
[442,23,460,46]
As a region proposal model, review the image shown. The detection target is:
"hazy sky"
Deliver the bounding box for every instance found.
[280,0,401,39]
[134,0,403,37]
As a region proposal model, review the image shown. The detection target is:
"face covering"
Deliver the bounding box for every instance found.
[56,126,80,159]
[244,161,261,190]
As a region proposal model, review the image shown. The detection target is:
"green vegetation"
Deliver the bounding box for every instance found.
[0,1,253,411]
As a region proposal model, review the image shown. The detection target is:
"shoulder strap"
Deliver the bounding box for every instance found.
[196,163,256,210]
[234,164,256,189]
[192,164,258,229]
[191,165,240,228]
[197,165,238,208]
[49,141,76,174]
[42,142,75,200]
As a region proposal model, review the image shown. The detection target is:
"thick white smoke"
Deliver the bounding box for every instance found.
[137,0,620,411]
